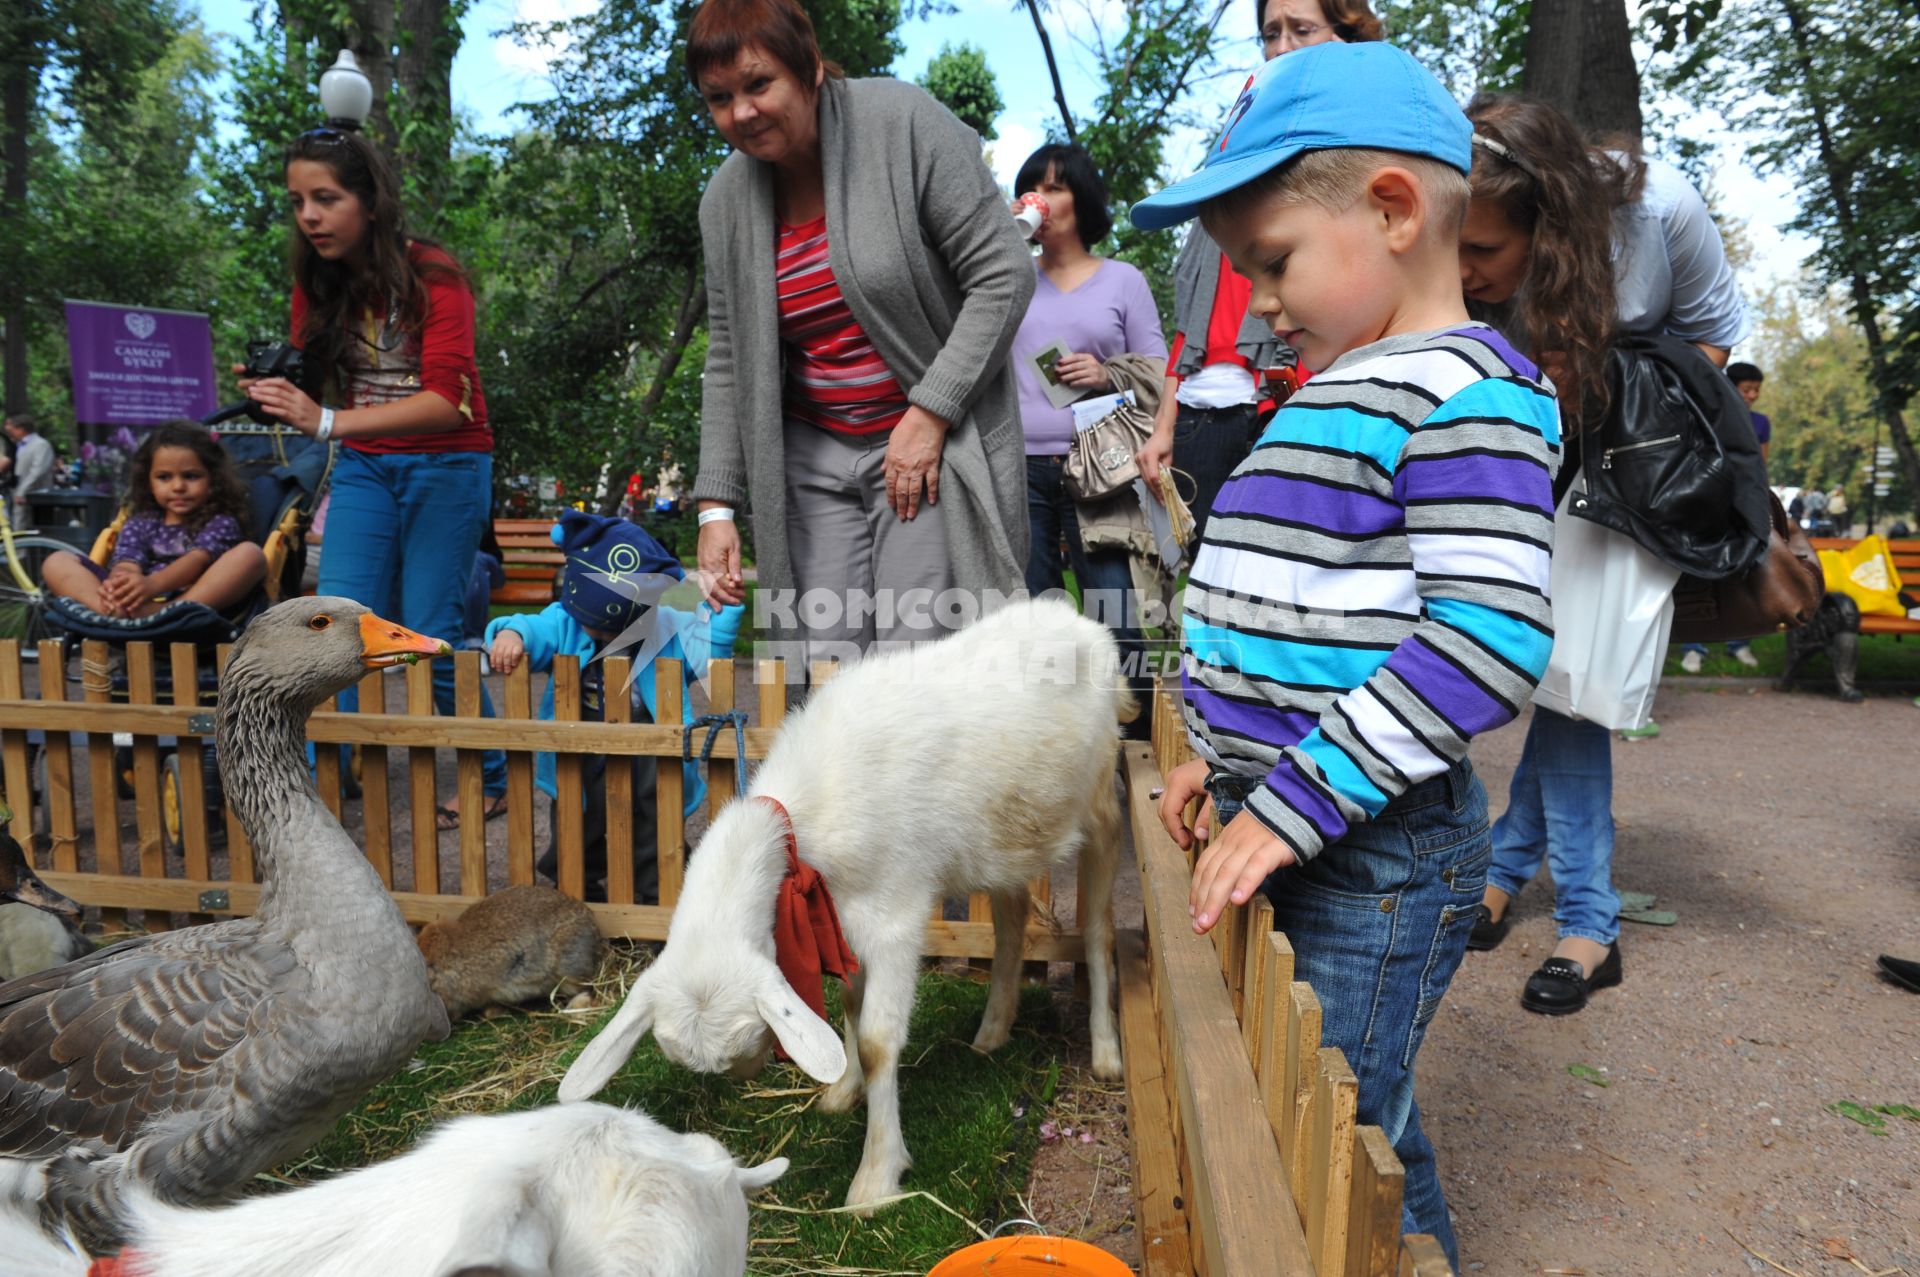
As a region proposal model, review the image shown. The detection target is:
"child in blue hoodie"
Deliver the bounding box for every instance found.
[485,512,744,903]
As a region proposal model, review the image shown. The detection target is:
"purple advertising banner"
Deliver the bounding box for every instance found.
[64,300,218,427]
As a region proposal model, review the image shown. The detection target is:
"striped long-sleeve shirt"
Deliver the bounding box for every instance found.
[1182,324,1561,861]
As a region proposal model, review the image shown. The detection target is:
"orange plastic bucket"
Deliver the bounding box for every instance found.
[925,1234,1134,1276]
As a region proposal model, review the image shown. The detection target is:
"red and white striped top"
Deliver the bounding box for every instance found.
[776,216,909,435]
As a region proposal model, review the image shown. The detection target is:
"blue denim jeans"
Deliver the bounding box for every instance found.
[1025,455,1151,736]
[1678,641,1750,657]
[1208,760,1487,1269]
[320,448,507,796]
[1486,708,1619,945]
[1171,401,1260,545]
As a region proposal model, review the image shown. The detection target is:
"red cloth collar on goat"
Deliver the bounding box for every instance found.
[89,1254,144,1277]
[761,795,859,1021]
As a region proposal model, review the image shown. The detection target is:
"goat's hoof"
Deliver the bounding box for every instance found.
[970,1022,1013,1054]
[818,1078,864,1113]
[844,1166,905,1213]
[1092,1039,1124,1081]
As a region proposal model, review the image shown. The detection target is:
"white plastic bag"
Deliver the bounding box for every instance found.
[1531,485,1679,730]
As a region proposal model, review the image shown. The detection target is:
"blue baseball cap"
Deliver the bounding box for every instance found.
[1130,42,1471,232]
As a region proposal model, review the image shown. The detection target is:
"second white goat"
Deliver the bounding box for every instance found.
[559,599,1131,1209]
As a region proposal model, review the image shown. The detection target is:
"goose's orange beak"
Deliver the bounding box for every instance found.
[359,613,450,668]
[2,862,80,919]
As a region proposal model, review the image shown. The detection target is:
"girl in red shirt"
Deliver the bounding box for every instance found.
[244,128,506,825]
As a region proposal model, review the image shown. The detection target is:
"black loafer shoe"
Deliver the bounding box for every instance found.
[1466,904,1511,952]
[1879,954,1920,994]
[1521,943,1622,1015]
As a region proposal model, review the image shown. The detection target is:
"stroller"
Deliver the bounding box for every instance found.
[36,421,334,851]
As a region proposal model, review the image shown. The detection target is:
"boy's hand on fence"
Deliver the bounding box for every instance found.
[1157,758,1212,850]
[1189,810,1297,935]
[489,629,525,675]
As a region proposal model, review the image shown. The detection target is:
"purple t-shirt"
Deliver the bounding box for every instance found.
[1749,409,1771,446]
[1012,259,1167,456]
[111,512,244,574]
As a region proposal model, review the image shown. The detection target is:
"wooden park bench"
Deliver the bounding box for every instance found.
[490,517,563,609]
[1808,538,1920,637]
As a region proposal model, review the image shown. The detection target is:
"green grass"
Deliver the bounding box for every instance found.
[284,963,1065,1276]
[1662,630,1920,686]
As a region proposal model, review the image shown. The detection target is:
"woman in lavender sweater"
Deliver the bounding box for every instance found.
[1011,144,1166,725]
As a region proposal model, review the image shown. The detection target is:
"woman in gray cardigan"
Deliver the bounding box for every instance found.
[686,0,1032,665]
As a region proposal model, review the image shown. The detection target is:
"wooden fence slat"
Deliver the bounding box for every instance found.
[1346,1125,1407,1277]
[1222,897,1249,1016]
[356,671,393,887]
[216,644,252,884]
[553,657,583,901]
[654,660,684,907]
[703,658,737,818]
[407,660,437,895]
[1116,928,1193,1277]
[1400,1234,1454,1276]
[0,641,31,844]
[82,640,125,930]
[453,653,486,897]
[1025,872,1052,984]
[1240,896,1274,1073]
[37,640,77,873]
[168,645,212,925]
[503,663,535,887]
[1307,1047,1358,1275]
[1259,932,1296,1142]
[603,656,634,907]
[314,694,343,822]
[125,646,168,933]
[1284,981,1322,1216]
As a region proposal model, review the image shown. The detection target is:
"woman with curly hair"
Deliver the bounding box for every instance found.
[42,420,266,619]
[1457,93,1749,1014]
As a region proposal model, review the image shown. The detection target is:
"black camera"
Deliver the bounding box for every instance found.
[205,340,313,427]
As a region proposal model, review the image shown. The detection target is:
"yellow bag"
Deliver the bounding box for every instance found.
[1818,535,1907,617]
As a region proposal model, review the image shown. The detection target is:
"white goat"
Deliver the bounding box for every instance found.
[0,1103,786,1277]
[560,598,1130,1209]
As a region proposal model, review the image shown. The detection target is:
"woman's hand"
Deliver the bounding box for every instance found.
[883,405,950,520]
[696,513,747,607]
[245,378,323,433]
[1137,422,1175,502]
[488,629,525,676]
[1052,352,1110,392]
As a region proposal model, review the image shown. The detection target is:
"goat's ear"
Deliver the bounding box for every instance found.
[558,973,655,1101]
[737,1156,789,1194]
[752,969,847,1084]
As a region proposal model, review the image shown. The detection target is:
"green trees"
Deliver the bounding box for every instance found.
[918,42,1002,140]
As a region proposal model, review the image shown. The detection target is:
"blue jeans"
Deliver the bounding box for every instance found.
[1209,760,1487,1269]
[1486,708,1619,945]
[320,449,506,796]
[1172,401,1260,544]
[1025,455,1151,736]
[1678,641,1749,657]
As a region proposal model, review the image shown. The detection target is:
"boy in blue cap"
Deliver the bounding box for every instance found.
[1140,44,1561,1262]
[487,512,744,903]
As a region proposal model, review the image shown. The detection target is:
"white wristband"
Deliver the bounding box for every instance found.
[315,407,336,443]
[696,507,736,527]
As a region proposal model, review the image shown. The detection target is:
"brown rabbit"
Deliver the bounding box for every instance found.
[416,885,605,1021]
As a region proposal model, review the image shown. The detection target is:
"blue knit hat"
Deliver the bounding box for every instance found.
[553,512,683,631]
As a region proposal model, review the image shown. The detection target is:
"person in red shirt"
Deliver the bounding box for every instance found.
[243,127,507,826]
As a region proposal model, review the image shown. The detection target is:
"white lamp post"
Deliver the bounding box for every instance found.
[318,50,373,131]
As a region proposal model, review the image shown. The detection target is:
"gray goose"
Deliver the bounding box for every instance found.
[0,598,451,1253]
[0,828,90,981]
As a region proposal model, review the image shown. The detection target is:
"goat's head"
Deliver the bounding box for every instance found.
[559,949,847,1100]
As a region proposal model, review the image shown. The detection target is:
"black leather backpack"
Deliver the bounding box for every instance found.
[1567,334,1771,581]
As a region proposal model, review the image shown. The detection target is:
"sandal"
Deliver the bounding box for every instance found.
[435,795,508,831]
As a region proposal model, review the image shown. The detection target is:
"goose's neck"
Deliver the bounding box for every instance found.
[216,670,343,919]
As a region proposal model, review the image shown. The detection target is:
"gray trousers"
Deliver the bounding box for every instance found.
[782,419,953,666]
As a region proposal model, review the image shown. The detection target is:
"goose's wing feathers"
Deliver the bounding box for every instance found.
[0,924,299,1158]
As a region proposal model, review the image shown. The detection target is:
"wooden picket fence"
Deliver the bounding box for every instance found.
[1115,685,1455,1277]
[0,638,1076,963]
